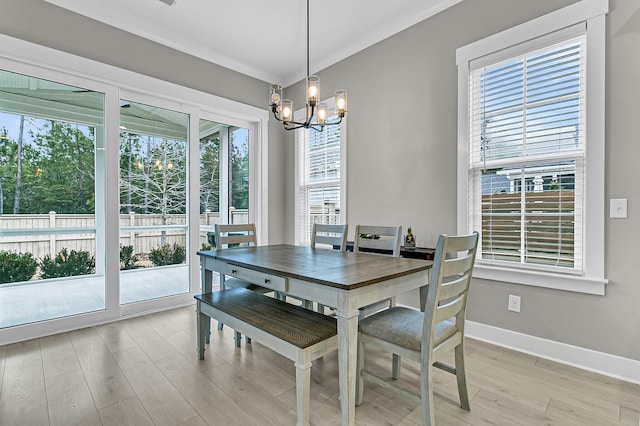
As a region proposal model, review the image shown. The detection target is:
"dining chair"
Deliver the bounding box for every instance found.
[311,223,348,251]
[311,223,348,313]
[353,224,402,319]
[214,223,273,346]
[356,232,479,425]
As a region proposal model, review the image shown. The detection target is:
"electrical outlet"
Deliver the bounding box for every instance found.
[508,295,521,313]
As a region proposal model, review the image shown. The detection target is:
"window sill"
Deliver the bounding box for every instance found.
[473,264,607,295]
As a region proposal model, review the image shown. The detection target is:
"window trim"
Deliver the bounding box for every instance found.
[294,98,347,246]
[456,0,608,295]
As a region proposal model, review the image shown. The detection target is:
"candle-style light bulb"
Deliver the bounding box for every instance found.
[281,99,293,122]
[307,75,320,106]
[317,103,327,124]
[335,90,347,117]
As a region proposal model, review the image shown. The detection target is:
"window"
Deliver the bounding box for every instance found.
[457,0,607,294]
[295,100,346,245]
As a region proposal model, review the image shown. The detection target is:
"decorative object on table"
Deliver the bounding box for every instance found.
[404,227,416,249]
[359,233,380,240]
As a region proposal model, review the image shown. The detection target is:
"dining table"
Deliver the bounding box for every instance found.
[198,244,433,426]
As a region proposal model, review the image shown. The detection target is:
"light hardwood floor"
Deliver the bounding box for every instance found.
[1,305,639,426]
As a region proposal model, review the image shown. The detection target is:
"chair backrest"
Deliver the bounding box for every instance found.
[214,223,257,249]
[423,232,479,357]
[353,225,402,257]
[311,223,348,251]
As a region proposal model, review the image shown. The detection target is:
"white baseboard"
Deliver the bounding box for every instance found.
[465,320,640,385]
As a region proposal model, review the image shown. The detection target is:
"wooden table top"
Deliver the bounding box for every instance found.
[198,244,432,290]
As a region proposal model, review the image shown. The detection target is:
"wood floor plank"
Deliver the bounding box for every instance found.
[198,361,297,425]
[156,353,258,425]
[69,327,136,409]
[97,396,155,426]
[96,322,139,353]
[45,369,101,426]
[0,340,48,426]
[470,354,622,420]
[546,397,622,426]
[534,357,640,408]
[118,316,181,362]
[178,415,209,426]
[619,404,640,425]
[0,344,6,398]
[40,332,82,379]
[472,388,568,426]
[114,347,197,426]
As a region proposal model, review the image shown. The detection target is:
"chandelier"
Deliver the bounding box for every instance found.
[269,0,347,132]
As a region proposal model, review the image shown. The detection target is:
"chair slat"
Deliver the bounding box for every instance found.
[442,255,475,276]
[438,275,469,301]
[434,294,465,323]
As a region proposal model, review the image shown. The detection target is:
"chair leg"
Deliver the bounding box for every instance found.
[455,343,470,411]
[245,335,252,344]
[392,354,401,380]
[421,352,436,426]
[234,331,242,347]
[356,335,365,406]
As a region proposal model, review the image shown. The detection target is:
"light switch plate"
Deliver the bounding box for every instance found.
[610,199,628,219]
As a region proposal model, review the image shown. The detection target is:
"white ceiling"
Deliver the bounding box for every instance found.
[43,0,462,86]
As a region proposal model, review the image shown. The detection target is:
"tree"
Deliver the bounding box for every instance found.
[13,115,25,214]
[30,120,95,214]
[230,130,249,210]
[199,133,220,213]
[119,135,187,243]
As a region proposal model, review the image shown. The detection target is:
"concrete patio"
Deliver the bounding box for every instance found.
[0,264,204,328]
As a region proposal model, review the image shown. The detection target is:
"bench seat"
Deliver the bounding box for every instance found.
[195,288,338,426]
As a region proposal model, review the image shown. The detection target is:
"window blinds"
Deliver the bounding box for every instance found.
[469,35,585,271]
[297,122,342,245]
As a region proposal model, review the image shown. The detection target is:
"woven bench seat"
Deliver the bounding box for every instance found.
[195,288,338,426]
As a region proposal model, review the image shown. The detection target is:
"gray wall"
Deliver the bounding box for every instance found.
[2,0,639,362]
[0,0,288,245]
[284,0,640,361]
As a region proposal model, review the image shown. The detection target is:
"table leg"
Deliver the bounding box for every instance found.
[336,307,359,426]
[196,301,206,360]
[201,266,213,343]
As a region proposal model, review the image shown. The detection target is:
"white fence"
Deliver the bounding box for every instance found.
[0,209,249,257]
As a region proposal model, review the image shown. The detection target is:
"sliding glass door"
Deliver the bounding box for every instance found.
[199,120,251,253]
[0,69,106,328]
[119,100,189,304]
[0,35,267,345]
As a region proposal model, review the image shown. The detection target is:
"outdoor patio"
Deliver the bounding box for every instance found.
[0,264,206,328]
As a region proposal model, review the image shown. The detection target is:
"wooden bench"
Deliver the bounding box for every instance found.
[195,288,338,426]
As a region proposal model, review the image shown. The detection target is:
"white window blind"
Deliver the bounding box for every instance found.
[469,35,585,272]
[296,120,342,245]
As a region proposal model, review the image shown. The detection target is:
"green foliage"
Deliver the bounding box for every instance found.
[119,245,139,270]
[230,129,249,210]
[0,251,38,284]
[201,242,214,251]
[1,117,96,214]
[39,248,95,279]
[150,243,186,266]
